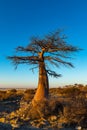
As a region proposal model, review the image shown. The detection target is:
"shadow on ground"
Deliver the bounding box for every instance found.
[0,95,22,114]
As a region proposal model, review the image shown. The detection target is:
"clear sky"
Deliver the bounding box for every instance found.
[0,0,87,88]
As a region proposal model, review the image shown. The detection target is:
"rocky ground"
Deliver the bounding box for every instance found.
[0,85,87,130]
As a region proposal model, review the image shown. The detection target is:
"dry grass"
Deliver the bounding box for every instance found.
[0,84,87,127]
[24,98,63,120]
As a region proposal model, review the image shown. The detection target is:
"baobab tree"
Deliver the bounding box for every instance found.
[7,30,79,104]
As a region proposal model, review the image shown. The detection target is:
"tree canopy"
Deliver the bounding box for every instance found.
[7,30,80,78]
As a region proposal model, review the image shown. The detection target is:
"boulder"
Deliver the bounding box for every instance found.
[49,115,58,122]
[0,118,5,123]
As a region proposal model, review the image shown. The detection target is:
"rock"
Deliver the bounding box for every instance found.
[10,111,16,119]
[10,118,17,124]
[30,118,50,128]
[30,120,39,128]
[11,123,20,128]
[75,126,82,130]
[0,118,5,123]
[49,115,58,122]
[37,120,50,128]
[26,107,41,119]
[23,117,30,122]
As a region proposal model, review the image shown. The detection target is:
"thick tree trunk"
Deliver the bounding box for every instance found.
[34,62,49,101]
[32,50,49,104]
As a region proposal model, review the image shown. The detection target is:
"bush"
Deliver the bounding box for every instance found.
[0,91,6,100]
[60,86,80,97]
[24,89,35,95]
[25,98,63,119]
[63,93,87,125]
[22,93,34,102]
[0,89,22,101]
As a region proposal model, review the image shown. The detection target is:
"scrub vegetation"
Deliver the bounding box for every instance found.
[0,85,87,129]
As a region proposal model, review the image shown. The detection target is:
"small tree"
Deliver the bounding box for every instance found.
[7,30,79,104]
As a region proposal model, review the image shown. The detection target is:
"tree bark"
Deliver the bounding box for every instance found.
[32,50,49,104]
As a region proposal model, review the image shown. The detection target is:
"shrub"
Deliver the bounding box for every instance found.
[25,98,63,119]
[24,89,35,94]
[23,93,34,102]
[21,89,35,102]
[0,91,6,100]
[60,86,80,97]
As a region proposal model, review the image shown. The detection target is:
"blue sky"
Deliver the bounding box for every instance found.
[0,0,87,88]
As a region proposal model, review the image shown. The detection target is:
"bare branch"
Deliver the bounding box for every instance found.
[29,66,38,73]
[7,56,40,67]
[48,52,72,59]
[7,30,80,79]
[52,57,74,67]
[45,56,74,68]
[46,69,61,78]
[16,46,38,53]
[7,55,39,61]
